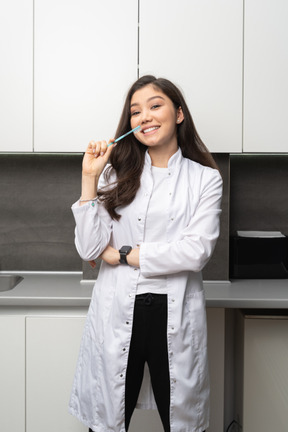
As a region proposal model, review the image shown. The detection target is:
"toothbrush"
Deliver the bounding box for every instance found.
[107,125,141,147]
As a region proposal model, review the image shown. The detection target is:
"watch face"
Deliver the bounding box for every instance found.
[121,246,132,254]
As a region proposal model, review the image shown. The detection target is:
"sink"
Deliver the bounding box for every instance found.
[0,274,24,292]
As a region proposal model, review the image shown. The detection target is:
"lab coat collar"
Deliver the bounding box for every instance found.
[144,147,183,173]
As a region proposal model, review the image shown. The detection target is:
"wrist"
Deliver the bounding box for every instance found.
[119,246,132,264]
[126,248,140,268]
[81,174,98,204]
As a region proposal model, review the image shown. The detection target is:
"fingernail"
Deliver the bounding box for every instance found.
[100,151,104,156]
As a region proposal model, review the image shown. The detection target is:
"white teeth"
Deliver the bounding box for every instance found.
[143,126,159,134]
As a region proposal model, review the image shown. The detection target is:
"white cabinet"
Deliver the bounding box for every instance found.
[139,0,243,153]
[0,316,25,432]
[26,316,86,432]
[34,0,138,152]
[0,0,33,152]
[242,315,288,431]
[243,0,288,152]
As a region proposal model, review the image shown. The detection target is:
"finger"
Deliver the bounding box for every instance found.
[86,140,95,153]
[107,138,115,147]
[94,141,103,157]
[101,140,115,161]
[100,140,108,156]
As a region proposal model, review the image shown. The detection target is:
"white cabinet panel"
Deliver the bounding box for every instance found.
[243,0,288,152]
[0,0,33,152]
[139,0,243,153]
[26,316,86,432]
[243,317,288,431]
[34,0,138,152]
[0,316,25,432]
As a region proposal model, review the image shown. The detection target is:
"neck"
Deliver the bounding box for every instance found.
[148,146,178,168]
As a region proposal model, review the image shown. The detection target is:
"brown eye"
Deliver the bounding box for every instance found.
[131,111,140,117]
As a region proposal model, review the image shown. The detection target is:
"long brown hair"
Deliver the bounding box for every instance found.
[98,75,218,220]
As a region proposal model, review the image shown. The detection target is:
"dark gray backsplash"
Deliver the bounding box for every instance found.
[0,154,83,271]
[202,153,230,281]
[0,153,230,280]
[230,154,288,236]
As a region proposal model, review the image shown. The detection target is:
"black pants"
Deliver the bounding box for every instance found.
[125,293,170,432]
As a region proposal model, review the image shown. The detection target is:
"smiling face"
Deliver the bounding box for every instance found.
[130,84,184,156]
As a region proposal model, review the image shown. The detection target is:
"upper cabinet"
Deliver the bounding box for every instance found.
[243,0,288,152]
[139,0,243,153]
[2,1,287,154]
[0,0,33,152]
[34,0,138,152]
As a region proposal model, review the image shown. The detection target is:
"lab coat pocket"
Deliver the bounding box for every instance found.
[185,290,208,351]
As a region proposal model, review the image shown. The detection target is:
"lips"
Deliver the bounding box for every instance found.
[142,126,160,134]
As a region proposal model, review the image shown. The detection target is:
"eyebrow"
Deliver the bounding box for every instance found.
[130,95,165,109]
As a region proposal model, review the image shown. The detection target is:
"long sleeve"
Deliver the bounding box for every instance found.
[71,170,113,261]
[71,200,112,261]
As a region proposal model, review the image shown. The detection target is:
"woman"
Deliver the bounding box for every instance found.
[69,75,223,432]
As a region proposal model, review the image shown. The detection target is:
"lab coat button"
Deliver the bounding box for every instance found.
[138,218,141,221]
[126,321,129,325]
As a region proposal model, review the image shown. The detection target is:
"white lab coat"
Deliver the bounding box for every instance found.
[69,148,223,432]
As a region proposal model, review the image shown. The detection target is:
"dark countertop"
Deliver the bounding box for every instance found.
[0,271,288,308]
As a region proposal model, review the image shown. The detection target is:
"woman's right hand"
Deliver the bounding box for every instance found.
[82,139,115,177]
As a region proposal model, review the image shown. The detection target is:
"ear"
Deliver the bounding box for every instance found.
[176,106,184,124]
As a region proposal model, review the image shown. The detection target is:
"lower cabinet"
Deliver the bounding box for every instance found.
[237,312,288,432]
[26,316,87,432]
[0,316,25,432]
[0,308,225,432]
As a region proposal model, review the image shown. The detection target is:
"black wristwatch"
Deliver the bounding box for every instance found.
[119,245,132,264]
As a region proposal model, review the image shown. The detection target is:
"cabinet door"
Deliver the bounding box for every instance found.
[34,0,138,152]
[243,0,288,152]
[0,316,25,431]
[0,0,33,152]
[26,316,86,432]
[243,317,288,431]
[139,0,243,153]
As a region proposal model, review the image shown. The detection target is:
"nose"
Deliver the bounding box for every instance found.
[140,108,152,125]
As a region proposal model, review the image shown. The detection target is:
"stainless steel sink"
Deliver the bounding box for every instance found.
[0,274,24,292]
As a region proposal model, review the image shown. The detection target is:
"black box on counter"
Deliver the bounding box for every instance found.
[230,231,288,279]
